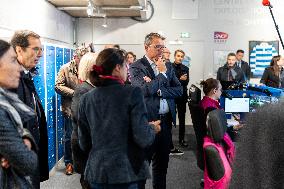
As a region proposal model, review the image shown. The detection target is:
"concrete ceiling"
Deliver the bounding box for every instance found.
[47,0,146,18]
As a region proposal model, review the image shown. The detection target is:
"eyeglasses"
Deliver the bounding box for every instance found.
[149,44,166,49]
[27,47,43,54]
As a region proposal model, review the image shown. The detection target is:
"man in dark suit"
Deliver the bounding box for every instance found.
[10,30,49,189]
[130,32,183,189]
[236,49,251,81]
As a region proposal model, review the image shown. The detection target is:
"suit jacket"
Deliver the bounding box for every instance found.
[130,56,183,125]
[238,60,251,81]
[12,71,49,182]
[78,79,156,184]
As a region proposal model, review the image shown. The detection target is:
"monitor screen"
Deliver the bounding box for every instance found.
[225,98,250,113]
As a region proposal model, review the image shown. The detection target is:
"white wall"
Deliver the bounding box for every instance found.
[0,0,74,46]
[77,0,284,125]
[77,0,284,80]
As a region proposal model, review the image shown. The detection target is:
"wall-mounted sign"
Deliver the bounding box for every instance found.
[214,31,228,43]
[180,32,190,38]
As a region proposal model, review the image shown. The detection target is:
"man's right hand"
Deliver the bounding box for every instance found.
[149,120,161,133]
[154,57,167,73]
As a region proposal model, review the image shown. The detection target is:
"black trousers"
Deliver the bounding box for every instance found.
[139,113,172,189]
[151,113,172,189]
[176,100,187,142]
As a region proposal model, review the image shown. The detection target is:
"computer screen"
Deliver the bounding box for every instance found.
[225,97,250,113]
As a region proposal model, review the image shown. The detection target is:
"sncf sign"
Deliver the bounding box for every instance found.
[214,32,228,40]
[214,31,228,43]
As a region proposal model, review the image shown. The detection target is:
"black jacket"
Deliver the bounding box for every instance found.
[71,81,94,174]
[217,64,245,83]
[260,67,284,88]
[172,62,189,101]
[12,72,49,182]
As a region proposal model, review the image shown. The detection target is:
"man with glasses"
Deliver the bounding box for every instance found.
[55,46,88,176]
[130,32,182,189]
[162,47,171,62]
[10,30,49,189]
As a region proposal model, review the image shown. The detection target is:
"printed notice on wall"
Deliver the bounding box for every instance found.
[172,0,199,19]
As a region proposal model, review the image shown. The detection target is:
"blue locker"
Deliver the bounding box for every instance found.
[56,47,65,160]
[46,45,56,170]
[64,48,71,64]
[71,49,74,59]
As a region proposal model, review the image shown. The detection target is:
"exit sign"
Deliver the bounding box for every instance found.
[180,32,190,38]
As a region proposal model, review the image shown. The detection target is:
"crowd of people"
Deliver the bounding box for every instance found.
[0,30,284,189]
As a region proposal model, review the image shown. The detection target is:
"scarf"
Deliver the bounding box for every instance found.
[0,87,35,136]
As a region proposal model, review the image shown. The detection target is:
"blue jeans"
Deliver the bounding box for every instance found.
[64,115,73,165]
[90,182,138,189]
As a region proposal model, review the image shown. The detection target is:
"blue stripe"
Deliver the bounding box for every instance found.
[255,59,271,62]
[255,48,273,51]
[255,54,273,57]
[255,65,269,68]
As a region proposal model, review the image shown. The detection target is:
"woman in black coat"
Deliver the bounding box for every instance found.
[0,40,38,188]
[71,52,97,189]
[260,55,284,88]
[78,48,160,189]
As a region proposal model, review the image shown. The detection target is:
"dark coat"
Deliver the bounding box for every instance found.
[217,64,245,83]
[12,71,49,182]
[239,60,250,81]
[260,67,284,88]
[78,80,156,184]
[71,81,94,174]
[129,56,183,125]
[172,62,189,102]
[230,102,284,188]
[0,107,38,189]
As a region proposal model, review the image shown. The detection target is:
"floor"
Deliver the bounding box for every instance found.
[41,125,203,189]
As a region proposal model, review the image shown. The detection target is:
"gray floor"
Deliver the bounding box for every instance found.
[41,125,203,189]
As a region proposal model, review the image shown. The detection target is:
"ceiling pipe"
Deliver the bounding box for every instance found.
[58,6,143,11]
